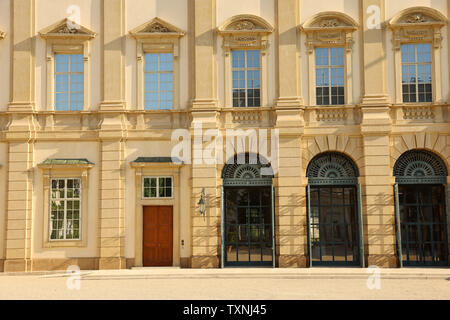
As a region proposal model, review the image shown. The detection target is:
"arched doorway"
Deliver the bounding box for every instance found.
[221,153,274,267]
[306,152,364,267]
[393,149,448,266]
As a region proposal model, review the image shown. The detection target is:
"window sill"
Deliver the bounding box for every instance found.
[44,240,86,248]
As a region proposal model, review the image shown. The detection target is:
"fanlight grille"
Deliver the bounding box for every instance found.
[222,153,273,186]
[306,152,359,179]
[393,150,447,177]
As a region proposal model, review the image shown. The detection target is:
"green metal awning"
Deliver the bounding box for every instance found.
[40,158,94,165]
[133,157,182,164]
[38,158,95,169]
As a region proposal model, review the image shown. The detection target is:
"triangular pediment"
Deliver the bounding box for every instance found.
[129,17,185,39]
[218,15,273,34]
[39,18,96,40]
[302,12,358,31]
[389,7,447,27]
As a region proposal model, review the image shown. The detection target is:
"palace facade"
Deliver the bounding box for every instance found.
[0,0,449,272]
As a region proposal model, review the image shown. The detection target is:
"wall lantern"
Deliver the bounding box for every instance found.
[198,188,206,217]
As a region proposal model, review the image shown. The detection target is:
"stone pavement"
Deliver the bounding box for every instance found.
[0,268,448,300]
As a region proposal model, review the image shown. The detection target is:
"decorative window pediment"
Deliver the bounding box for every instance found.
[39,19,95,111]
[129,18,185,111]
[39,18,96,41]
[217,15,273,50]
[388,7,447,50]
[388,7,448,104]
[129,17,185,40]
[301,12,359,53]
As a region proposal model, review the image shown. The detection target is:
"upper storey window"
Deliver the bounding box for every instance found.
[217,15,273,108]
[301,12,358,107]
[144,53,174,110]
[401,44,432,103]
[232,50,261,107]
[39,18,96,112]
[388,7,447,104]
[129,17,185,111]
[55,54,84,111]
[315,47,345,105]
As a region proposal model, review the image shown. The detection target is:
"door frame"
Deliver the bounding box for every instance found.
[132,163,183,268]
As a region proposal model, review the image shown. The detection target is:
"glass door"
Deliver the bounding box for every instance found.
[224,187,273,266]
[399,184,448,266]
[309,186,360,266]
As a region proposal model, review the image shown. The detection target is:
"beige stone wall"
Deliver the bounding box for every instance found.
[0,0,448,271]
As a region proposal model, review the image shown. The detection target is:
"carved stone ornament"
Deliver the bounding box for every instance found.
[319,19,340,28]
[406,14,426,23]
[232,20,256,31]
[0,31,5,39]
[218,15,274,34]
[402,106,434,120]
[388,7,447,50]
[301,12,358,54]
[232,110,262,124]
[54,24,85,34]
[129,17,186,39]
[144,23,170,33]
[316,108,348,122]
[39,18,96,40]
[218,15,273,51]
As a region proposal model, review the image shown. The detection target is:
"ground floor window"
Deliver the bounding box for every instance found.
[50,178,81,240]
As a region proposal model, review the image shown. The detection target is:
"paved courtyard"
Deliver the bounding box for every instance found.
[0,268,448,300]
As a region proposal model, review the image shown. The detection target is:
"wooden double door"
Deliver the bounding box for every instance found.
[143,206,173,267]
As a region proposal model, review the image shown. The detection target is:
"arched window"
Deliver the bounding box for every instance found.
[393,149,448,266]
[306,152,363,267]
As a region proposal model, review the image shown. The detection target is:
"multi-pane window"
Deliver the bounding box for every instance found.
[232,50,261,107]
[315,47,345,105]
[55,54,84,111]
[143,177,173,198]
[401,43,432,103]
[50,178,81,240]
[144,53,173,110]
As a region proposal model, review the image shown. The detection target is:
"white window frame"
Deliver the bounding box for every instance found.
[49,178,82,241]
[54,53,85,111]
[231,49,262,107]
[314,47,346,106]
[142,176,174,199]
[400,43,433,103]
[144,52,174,110]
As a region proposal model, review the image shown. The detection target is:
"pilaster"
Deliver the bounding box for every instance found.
[8,0,35,113]
[275,0,304,133]
[100,0,126,111]
[191,0,218,117]
[4,141,34,272]
[98,139,126,269]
